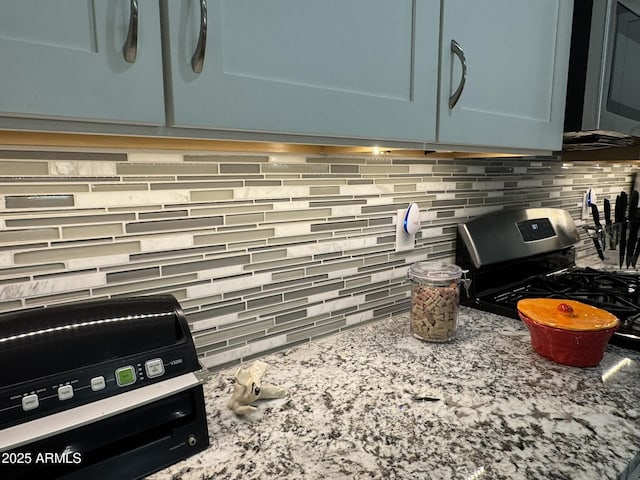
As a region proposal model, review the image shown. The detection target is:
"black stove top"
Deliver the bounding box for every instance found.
[480,267,640,349]
[456,207,640,352]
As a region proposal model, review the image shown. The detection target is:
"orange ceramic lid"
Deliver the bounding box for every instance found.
[517,298,619,331]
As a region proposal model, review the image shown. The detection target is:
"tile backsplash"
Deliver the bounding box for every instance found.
[1,149,637,369]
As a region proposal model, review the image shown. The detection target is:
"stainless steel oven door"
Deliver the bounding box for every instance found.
[583,0,640,135]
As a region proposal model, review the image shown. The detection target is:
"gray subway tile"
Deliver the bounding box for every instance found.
[247,294,284,309]
[307,157,366,164]
[139,210,190,220]
[245,180,282,187]
[0,228,59,243]
[106,267,160,284]
[310,220,368,232]
[195,228,275,246]
[117,163,220,175]
[188,301,246,322]
[151,181,243,190]
[373,300,411,317]
[163,254,250,276]
[310,186,340,195]
[126,216,223,233]
[130,244,226,262]
[0,150,126,161]
[275,309,308,325]
[185,155,268,163]
[5,213,135,228]
[284,281,344,301]
[262,163,329,174]
[286,319,346,343]
[0,184,89,194]
[6,195,74,209]
[310,199,367,208]
[220,163,261,174]
[330,165,359,174]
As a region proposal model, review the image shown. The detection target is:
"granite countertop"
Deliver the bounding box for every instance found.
[148,307,640,480]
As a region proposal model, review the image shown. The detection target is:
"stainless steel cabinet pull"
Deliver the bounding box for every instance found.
[123,0,138,63]
[449,39,466,109]
[191,0,208,73]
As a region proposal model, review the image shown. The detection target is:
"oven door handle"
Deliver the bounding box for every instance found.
[0,370,208,453]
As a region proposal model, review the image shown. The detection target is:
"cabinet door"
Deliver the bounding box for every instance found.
[164,0,439,143]
[0,0,164,124]
[438,0,573,151]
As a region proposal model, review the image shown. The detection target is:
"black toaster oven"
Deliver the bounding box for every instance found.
[0,294,210,479]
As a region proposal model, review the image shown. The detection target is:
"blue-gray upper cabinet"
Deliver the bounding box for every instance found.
[163,0,440,143]
[438,0,573,151]
[0,0,164,124]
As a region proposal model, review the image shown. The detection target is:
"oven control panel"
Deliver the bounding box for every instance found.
[0,347,196,430]
[517,218,556,242]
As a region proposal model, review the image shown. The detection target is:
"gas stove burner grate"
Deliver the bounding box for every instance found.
[544,267,638,295]
[489,267,640,320]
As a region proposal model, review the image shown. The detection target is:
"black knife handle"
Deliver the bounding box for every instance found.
[592,237,605,261]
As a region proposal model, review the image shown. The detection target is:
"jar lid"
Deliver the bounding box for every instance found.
[408,261,463,283]
[517,298,619,331]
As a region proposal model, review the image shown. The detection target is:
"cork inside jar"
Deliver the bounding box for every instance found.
[408,262,463,342]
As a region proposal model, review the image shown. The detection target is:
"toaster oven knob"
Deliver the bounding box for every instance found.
[187,435,197,447]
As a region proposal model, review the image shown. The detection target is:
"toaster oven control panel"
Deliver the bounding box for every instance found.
[0,347,197,430]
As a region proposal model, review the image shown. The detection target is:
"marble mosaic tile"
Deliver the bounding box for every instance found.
[75,190,190,208]
[50,161,117,176]
[24,290,92,306]
[128,153,184,164]
[5,211,136,228]
[126,216,223,234]
[0,271,105,301]
[1,152,638,368]
[14,241,141,264]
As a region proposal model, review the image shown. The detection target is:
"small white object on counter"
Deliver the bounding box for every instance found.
[226,360,286,415]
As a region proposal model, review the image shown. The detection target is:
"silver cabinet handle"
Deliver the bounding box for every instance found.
[449,39,467,109]
[123,0,138,63]
[191,0,208,73]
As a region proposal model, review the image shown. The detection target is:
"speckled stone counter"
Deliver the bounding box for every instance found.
[147,308,640,480]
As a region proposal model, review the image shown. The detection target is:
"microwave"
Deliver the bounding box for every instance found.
[564,0,640,139]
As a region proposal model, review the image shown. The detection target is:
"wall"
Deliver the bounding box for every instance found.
[0,149,637,369]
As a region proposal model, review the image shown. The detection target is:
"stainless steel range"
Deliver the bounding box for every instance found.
[0,295,210,480]
[455,208,640,351]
